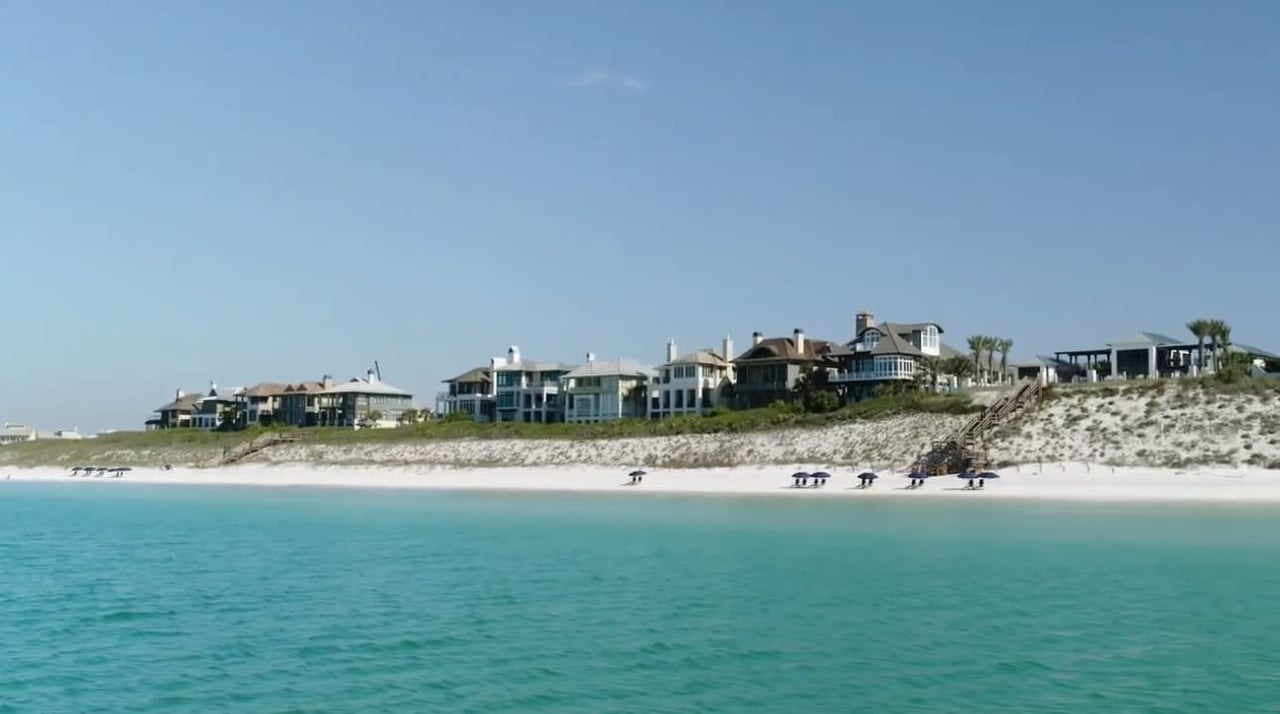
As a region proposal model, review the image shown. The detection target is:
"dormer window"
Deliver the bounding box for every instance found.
[863,330,881,349]
[923,326,939,351]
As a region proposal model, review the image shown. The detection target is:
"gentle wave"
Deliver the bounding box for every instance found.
[2,484,1280,712]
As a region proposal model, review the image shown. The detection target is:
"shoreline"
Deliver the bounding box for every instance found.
[6,463,1280,504]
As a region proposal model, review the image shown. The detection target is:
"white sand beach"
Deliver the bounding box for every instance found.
[8,462,1280,504]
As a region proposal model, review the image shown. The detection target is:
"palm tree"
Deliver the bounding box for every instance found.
[1206,318,1232,373]
[1187,318,1212,371]
[625,381,650,418]
[967,335,985,383]
[999,338,1013,384]
[920,355,942,393]
[791,365,831,409]
[943,355,974,387]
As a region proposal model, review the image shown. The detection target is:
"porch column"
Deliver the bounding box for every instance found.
[1110,349,1119,378]
[1147,347,1158,379]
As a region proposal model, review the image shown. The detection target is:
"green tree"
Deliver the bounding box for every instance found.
[966,335,985,382]
[1186,318,1212,370]
[218,403,244,431]
[943,355,974,385]
[625,380,650,418]
[996,337,1013,384]
[920,355,942,394]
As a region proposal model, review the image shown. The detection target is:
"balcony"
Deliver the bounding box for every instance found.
[828,370,913,383]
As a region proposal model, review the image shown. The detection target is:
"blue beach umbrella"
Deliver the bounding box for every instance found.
[628,469,647,477]
[811,471,831,479]
[976,471,1000,479]
[857,472,879,481]
[791,471,810,479]
[907,470,929,481]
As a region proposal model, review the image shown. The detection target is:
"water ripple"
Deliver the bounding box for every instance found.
[3,484,1280,712]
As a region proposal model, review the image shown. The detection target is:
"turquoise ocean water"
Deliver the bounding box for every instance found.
[3,483,1280,713]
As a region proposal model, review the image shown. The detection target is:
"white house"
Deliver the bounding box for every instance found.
[491,346,576,423]
[561,354,653,424]
[0,422,36,446]
[650,336,736,419]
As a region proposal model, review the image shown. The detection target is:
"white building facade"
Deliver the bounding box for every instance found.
[649,336,736,419]
[561,355,653,424]
[492,346,576,423]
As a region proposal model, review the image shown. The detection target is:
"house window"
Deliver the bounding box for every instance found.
[497,372,521,388]
[497,392,517,409]
[863,330,880,349]
[922,326,939,351]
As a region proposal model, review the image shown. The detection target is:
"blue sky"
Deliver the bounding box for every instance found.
[2,0,1278,431]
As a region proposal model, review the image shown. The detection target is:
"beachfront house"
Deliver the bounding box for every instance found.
[1054,331,1280,382]
[314,370,414,428]
[650,337,736,419]
[492,346,576,423]
[828,312,966,400]
[731,329,841,409]
[436,365,497,422]
[191,382,246,429]
[0,423,36,445]
[242,382,292,426]
[146,389,203,429]
[278,377,335,427]
[560,355,654,423]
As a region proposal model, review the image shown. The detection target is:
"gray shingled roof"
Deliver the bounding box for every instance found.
[565,359,653,379]
[321,376,412,397]
[1232,343,1280,359]
[734,336,837,363]
[663,349,729,368]
[493,360,577,372]
[443,366,492,384]
[155,393,204,413]
[1108,331,1186,347]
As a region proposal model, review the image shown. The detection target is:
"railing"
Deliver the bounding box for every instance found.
[916,377,1044,474]
[202,431,302,468]
[828,370,914,382]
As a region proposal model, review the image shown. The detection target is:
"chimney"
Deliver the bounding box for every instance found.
[366,368,377,383]
[209,380,217,394]
[794,328,806,354]
[666,339,677,363]
[752,331,764,346]
[508,345,521,364]
[322,374,334,389]
[175,388,185,400]
[855,311,874,335]
[722,334,734,360]
[586,351,596,364]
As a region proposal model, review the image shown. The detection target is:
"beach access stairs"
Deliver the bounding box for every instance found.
[201,431,302,468]
[918,378,1045,474]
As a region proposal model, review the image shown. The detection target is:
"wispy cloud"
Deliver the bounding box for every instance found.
[565,69,649,93]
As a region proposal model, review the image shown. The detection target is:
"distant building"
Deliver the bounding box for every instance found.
[279,377,334,427]
[732,329,840,409]
[650,336,736,419]
[437,365,497,422]
[191,382,246,430]
[314,369,413,428]
[147,389,204,430]
[0,423,36,446]
[491,346,576,423]
[561,354,653,423]
[829,312,967,400]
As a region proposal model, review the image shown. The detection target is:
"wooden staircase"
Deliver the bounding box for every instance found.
[918,378,1044,474]
[203,431,302,468]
